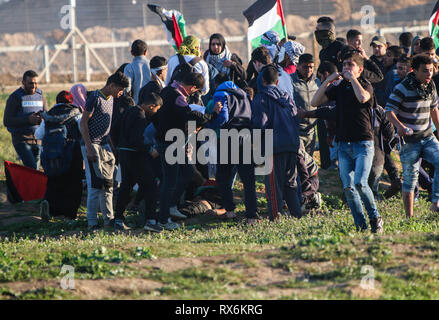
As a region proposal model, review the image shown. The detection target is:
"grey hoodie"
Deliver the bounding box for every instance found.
[291,72,320,136]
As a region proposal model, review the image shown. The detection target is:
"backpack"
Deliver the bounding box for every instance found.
[170,54,202,83]
[40,104,81,177]
[218,87,252,129]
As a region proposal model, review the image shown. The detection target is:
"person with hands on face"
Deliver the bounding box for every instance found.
[309,51,383,233]
[345,30,384,84]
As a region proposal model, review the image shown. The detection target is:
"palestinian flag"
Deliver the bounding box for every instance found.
[148,4,187,51]
[430,1,439,49]
[4,161,47,204]
[243,0,287,49]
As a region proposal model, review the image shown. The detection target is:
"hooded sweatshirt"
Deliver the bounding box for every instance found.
[208,81,238,130]
[252,85,300,154]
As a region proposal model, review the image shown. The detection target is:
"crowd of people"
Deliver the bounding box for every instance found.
[3,16,439,234]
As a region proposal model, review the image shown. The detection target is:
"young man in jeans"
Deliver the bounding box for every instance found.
[80,72,129,230]
[310,51,383,233]
[386,54,439,217]
[3,70,47,170]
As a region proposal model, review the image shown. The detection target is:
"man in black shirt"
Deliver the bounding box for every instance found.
[308,51,383,233]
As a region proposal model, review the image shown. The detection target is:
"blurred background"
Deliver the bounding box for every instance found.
[0,0,434,88]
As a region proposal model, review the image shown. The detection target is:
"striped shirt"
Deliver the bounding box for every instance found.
[385,74,438,143]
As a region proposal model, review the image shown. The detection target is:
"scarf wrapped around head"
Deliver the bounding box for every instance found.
[410,35,421,56]
[177,35,201,57]
[261,30,281,60]
[205,33,232,75]
[278,41,305,66]
[70,84,87,111]
[315,29,336,48]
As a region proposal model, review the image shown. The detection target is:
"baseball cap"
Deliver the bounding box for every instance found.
[370,35,387,47]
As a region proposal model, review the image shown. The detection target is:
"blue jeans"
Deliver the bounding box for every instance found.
[399,134,439,202]
[329,137,338,162]
[157,142,194,224]
[338,141,380,230]
[13,142,41,170]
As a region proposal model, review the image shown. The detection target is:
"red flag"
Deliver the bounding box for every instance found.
[172,13,183,50]
[4,161,47,203]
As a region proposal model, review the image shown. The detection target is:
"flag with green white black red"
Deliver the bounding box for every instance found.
[243,0,288,49]
[429,0,439,49]
[148,4,187,51]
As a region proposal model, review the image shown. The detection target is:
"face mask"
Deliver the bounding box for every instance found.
[315,30,335,48]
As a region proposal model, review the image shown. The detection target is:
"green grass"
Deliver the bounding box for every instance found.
[1,93,439,299]
[1,196,439,299]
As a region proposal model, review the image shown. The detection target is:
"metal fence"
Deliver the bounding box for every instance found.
[0,0,435,85]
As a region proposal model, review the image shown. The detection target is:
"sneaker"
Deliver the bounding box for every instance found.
[88,224,101,231]
[224,211,237,219]
[104,219,115,229]
[305,193,322,210]
[383,179,402,199]
[40,200,51,222]
[157,219,182,231]
[430,203,439,213]
[144,221,162,233]
[246,217,260,225]
[114,220,131,231]
[313,192,322,208]
[370,217,384,234]
[169,206,187,219]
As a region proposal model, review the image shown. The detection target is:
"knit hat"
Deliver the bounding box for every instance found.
[177,35,201,57]
[56,90,74,104]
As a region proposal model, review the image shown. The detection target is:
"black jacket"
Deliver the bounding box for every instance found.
[118,106,158,154]
[138,79,163,105]
[155,85,216,142]
[319,40,345,71]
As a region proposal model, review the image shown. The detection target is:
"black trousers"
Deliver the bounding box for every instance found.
[368,146,385,197]
[265,152,302,220]
[115,150,158,222]
[384,151,400,182]
[317,119,331,169]
[44,143,83,219]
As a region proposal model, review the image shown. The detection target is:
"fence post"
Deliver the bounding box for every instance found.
[43,45,50,83]
[85,45,91,82]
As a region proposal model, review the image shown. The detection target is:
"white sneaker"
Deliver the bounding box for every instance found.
[169,206,187,219]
